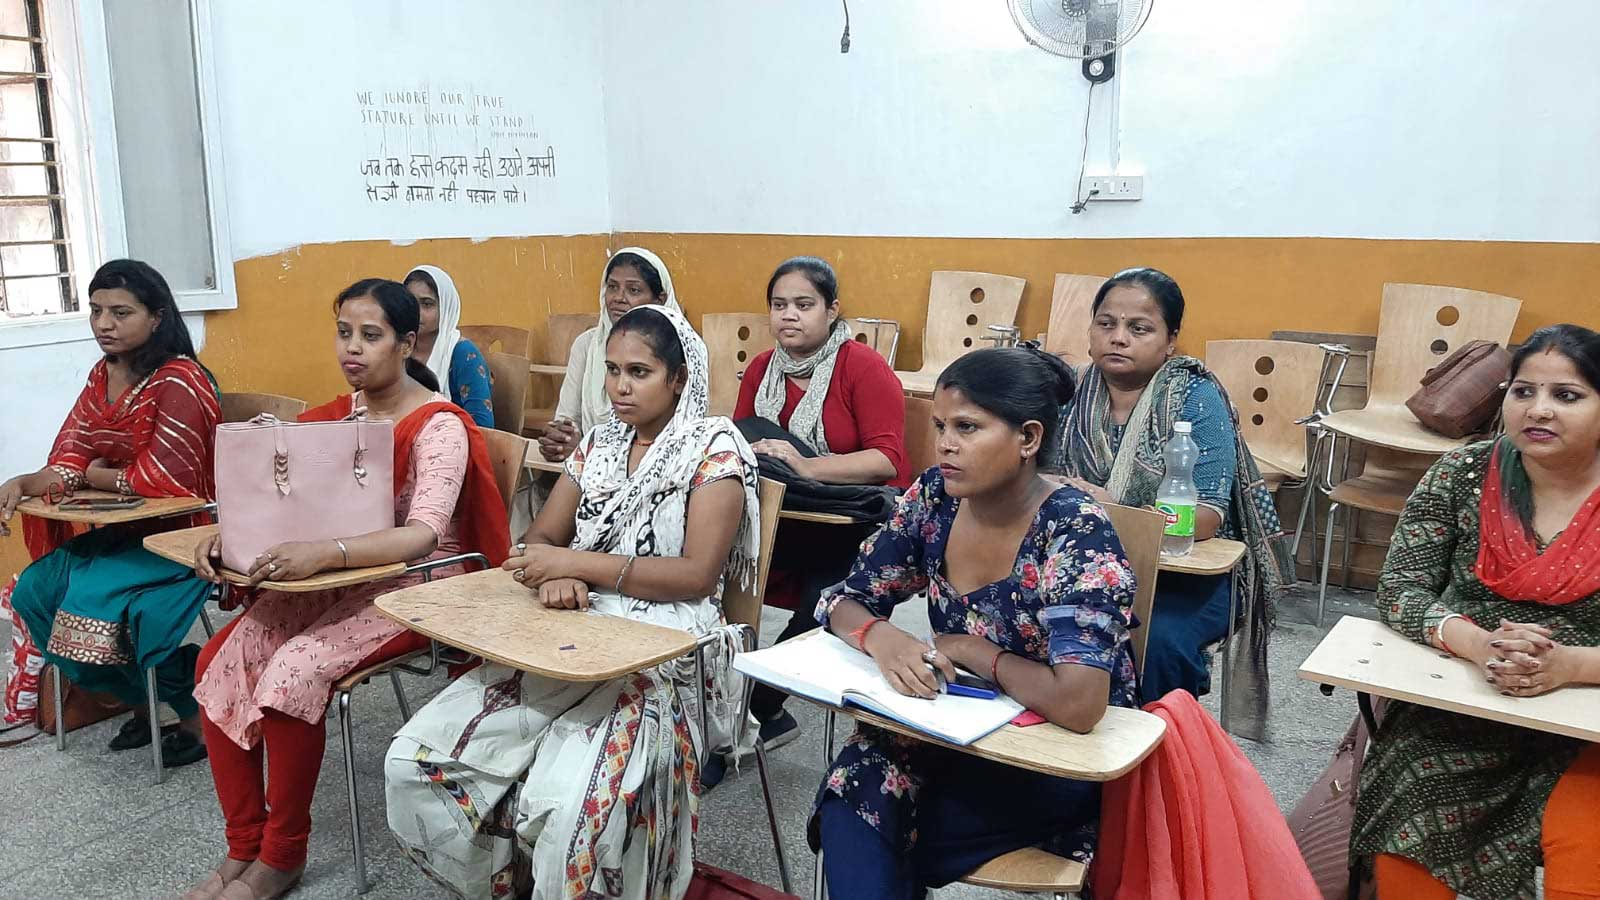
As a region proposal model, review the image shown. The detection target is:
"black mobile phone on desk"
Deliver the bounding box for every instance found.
[58,496,145,510]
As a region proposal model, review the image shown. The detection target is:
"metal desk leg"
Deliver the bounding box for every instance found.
[147,667,165,784]
[1219,567,1239,734]
[52,665,65,751]
[814,709,837,900]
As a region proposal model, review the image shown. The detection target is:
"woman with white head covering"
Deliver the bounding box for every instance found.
[538,247,683,462]
[386,303,759,900]
[405,265,495,428]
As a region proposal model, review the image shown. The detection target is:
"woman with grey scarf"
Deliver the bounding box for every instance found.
[715,257,911,783]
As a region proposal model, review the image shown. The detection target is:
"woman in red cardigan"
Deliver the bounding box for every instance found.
[729,257,910,775]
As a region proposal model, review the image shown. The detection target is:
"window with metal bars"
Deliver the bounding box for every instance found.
[0,0,73,318]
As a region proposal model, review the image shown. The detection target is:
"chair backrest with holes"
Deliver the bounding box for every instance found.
[1369,284,1521,408]
[480,427,529,516]
[702,313,776,417]
[1205,339,1325,479]
[459,325,532,357]
[721,477,786,639]
[543,314,599,365]
[1043,273,1106,366]
[483,351,530,436]
[847,318,901,367]
[903,395,937,478]
[912,271,1026,375]
[220,392,309,423]
[1101,502,1165,676]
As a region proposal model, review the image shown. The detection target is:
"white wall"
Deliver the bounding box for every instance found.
[604,0,1600,243]
[212,0,612,260]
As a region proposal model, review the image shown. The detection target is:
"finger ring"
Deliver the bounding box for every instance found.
[922,648,938,664]
[268,562,279,573]
[513,568,527,582]
[515,543,527,553]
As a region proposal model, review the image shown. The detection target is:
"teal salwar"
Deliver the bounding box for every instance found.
[12,527,210,718]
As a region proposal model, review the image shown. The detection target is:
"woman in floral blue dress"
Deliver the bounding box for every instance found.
[810,346,1139,899]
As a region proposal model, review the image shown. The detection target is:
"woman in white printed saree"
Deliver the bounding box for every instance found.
[385,303,760,900]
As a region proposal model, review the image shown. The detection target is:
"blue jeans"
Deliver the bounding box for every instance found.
[1140,571,1231,703]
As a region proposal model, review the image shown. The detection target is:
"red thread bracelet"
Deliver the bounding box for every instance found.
[990,650,1010,685]
[850,616,889,651]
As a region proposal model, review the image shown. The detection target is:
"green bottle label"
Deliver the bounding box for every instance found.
[1156,501,1196,537]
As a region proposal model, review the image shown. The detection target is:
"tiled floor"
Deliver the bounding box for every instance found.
[0,581,1378,899]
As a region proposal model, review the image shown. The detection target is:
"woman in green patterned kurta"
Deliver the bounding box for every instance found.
[1352,324,1600,900]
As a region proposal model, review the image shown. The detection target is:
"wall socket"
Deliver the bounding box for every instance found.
[1081,174,1144,202]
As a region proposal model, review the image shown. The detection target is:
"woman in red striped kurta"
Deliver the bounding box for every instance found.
[1,259,220,762]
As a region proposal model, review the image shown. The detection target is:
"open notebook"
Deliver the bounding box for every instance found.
[734,631,1023,745]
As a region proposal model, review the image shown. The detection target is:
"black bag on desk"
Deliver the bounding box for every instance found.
[735,418,901,524]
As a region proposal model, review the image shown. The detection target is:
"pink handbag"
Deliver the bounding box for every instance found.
[214,412,395,573]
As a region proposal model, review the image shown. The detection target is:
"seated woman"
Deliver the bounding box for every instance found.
[1352,324,1600,900]
[811,346,1137,899]
[2,259,220,763]
[538,247,683,462]
[182,279,509,900]
[736,256,909,756]
[385,303,759,900]
[1049,267,1291,732]
[405,264,494,428]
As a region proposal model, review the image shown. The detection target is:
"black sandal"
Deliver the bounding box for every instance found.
[160,728,208,768]
[107,715,176,752]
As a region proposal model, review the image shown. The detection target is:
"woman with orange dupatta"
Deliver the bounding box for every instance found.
[2,260,219,760]
[181,279,509,900]
[1352,324,1600,900]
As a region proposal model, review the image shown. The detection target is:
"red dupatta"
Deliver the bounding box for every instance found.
[23,357,220,559]
[1475,438,1600,605]
[300,394,509,568]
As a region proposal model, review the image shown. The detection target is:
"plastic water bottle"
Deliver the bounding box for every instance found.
[1156,421,1198,557]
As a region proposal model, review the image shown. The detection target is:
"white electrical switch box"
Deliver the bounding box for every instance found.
[1081,174,1144,201]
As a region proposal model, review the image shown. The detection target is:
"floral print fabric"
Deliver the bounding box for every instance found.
[812,470,1138,861]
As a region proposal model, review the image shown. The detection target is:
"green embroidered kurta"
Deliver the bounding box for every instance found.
[1351,442,1599,899]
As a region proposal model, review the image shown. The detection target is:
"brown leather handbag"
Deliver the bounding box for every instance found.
[1288,701,1386,900]
[684,863,798,900]
[1405,340,1512,438]
[35,664,130,736]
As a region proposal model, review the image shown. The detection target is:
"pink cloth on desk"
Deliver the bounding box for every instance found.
[194,408,469,749]
[1091,690,1320,900]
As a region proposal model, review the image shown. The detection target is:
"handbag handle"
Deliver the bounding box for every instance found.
[353,415,370,488]
[248,410,374,493]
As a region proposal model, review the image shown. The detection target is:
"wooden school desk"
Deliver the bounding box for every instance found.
[144,524,407,592]
[1299,615,1600,743]
[23,490,212,780]
[755,631,1166,900]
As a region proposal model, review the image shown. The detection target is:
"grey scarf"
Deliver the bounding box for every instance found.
[753,318,852,455]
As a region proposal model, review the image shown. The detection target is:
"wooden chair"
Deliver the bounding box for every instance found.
[1205,339,1325,493]
[1317,284,1521,455]
[459,324,531,357]
[702,312,775,417]
[481,428,530,518]
[903,395,937,477]
[894,271,1026,395]
[483,351,530,437]
[715,476,795,892]
[219,392,308,423]
[958,502,1166,900]
[525,313,598,436]
[1040,273,1106,367]
[847,317,901,367]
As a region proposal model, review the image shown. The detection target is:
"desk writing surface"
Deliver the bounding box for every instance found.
[19,491,208,526]
[376,568,698,682]
[778,509,861,526]
[1299,616,1600,743]
[777,632,1165,781]
[1157,538,1246,576]
[142,524,407,593]
[528,363,567,376]
[523,449,565,475]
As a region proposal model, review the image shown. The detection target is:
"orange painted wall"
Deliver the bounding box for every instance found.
[200,235,613,403]
[4,232,1596,584]
[620,233,1600,371]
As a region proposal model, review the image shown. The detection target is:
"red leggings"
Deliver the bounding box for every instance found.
[1377,743,1600,899]
[195,616,426,871]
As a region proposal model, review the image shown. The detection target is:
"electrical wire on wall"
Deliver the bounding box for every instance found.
[840,0,851,53]
[1070,80,1098,214]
